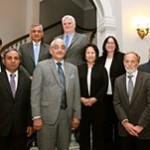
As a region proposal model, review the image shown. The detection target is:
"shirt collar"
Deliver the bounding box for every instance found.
[126,69,138,78]
[33,41,41,46]
[6,69,18,77]
[53,59,64,66]
[64,32,74,37]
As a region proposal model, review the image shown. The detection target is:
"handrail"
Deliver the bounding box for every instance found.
[2,21,96,52]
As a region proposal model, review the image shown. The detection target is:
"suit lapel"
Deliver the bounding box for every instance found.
[50,59,61,86]
[64,62,70,90]
[130,72,143,104]
[121,75,129,104]
[38,43,44,61]
[28,42,35,63]
[69,32,78,48]
[15,70,24,99]
[1,71,14,98]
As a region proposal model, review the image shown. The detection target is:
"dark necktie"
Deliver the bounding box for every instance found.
[10,74,16,98]
[57,62,67,109]
[128,75,133,103]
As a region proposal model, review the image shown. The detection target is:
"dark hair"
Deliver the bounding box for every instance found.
[82,43,99,62]
[102,36,119,57]
[2,48,22,60]
[0,38,2,46]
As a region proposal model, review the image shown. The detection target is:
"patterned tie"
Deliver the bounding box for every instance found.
[10,74,16,98]
[34,43,40,65]
[57,62,67,109]
[64,35,69,48]
[128,75,133,103]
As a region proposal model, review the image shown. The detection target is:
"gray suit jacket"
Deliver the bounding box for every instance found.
[31,59,81,125]
[19,42,51,75]
[57,32,89,66]
[113,71,150,139]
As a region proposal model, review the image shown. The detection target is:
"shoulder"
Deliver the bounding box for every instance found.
[75,32,88,39]
[115,74,125,82]
[65,61,77,69]
[41,42,49,48]
[19,42,31,49]
[38,59,51,66]
[115,51,125,59]
[138,71,150,78]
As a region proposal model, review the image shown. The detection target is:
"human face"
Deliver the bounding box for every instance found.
[50,39,66,61]
[3,51,20,73]
[30,26,44,42]
[124,53,139,74]
[62,18,75,34]
[105,37,116,53]
[85,46,97,64]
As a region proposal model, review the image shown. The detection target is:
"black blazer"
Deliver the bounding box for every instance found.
[98,52,126,93]
[0,69,32,136]
[0,56,5,72]
[78,63,108,121]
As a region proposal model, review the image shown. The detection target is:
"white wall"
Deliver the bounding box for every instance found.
[0,0,41,45]
[120,0,150,63]
[0,0,26,44]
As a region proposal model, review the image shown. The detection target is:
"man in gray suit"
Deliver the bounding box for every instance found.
[31,38,81,150]
[19,24,51,77]
[113,51,150,150]
[57,15,89,66]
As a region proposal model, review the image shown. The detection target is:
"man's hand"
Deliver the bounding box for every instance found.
[72,118,80,129]
[33,118,43,131]
[133,125,144,134]
[122,121,139,137]
[26,126,33,137]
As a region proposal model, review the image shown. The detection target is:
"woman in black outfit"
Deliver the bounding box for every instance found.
[78,44,108,150]
[98,36,126,150]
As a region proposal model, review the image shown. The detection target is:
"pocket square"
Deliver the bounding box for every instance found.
[70,74,75,79]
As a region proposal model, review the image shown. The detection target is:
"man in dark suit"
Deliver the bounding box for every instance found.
[113,51,150,150]
[138,48,150,73]
[0,37,5,72]
[0,49,33,150]
[31,38,81,150]
[57,15,89,66]
[19,24,51,77]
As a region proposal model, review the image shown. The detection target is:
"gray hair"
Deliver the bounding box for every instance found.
[61,15,76,25]
[30,24,43,31]
[124,51,140,63]
[50,38,66,49]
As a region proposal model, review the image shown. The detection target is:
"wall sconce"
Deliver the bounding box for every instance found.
[137,27,149,39]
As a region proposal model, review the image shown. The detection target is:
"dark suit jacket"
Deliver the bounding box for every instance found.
[0,56,5,72]
[138,60,150,73]
[98,52,126,93]
[19,42,51,75]
[57,32,89,66]
[113,71,150,139]
[0,69,32,136]
[78,63,108,121]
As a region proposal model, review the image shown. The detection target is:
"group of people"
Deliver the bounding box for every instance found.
[0,14,150,150]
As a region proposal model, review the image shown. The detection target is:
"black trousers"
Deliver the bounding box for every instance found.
[120,135,150,150]
[79,117,105,150]
[103,95,121,150]
[0,128,26,150]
